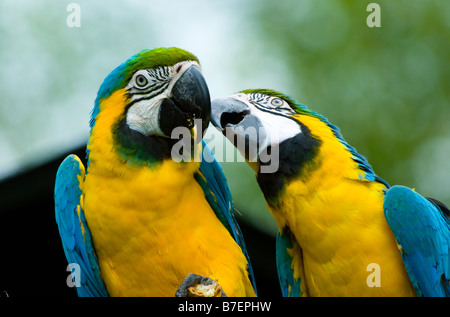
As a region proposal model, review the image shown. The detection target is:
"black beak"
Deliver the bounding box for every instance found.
[211,97,262,133]
[211,97,267,161]
[211,97,247,131]
[158,66,211,137]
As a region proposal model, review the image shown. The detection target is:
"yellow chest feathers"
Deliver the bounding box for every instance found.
[270,115,415,296]
[82,160,254,296]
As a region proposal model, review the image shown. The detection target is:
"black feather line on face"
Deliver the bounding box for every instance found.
[250,98,296,119]
[125,82,169,109]
[257,122,321,208]
[113,117,177,165]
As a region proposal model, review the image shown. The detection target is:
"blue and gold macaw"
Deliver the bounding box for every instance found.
[211,89,450,296]
[54,48,257,297]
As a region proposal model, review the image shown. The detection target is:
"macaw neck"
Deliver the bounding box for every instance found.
[113,117,179,164]
[87,119,201,180]
[261,114,389,252]
[256,125,321,207]
[257,114,383,206]
[87,89,201,177]
[86,126,154,175]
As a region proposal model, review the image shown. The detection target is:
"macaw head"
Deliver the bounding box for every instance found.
[88,47,210,167]
[211,89,386,206]
[211,89,319,172]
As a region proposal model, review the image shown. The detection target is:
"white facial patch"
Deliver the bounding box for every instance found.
[126,95,166,136]
[230,93,302,153]
[124,60,200,136]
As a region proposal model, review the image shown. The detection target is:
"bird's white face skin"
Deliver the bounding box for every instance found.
[124,61,200,136]
[225,92,302,158]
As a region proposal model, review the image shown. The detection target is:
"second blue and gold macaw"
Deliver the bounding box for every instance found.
[54,48,257,297]
[211,89,450,296]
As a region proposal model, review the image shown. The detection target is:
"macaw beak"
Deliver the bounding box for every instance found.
[159,65,211,137]
[211,97,268,162]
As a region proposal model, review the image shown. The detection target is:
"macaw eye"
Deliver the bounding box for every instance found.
[271,98,283,107]
[135,74,149,88]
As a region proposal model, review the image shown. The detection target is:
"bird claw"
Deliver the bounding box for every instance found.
[175,273,227,297]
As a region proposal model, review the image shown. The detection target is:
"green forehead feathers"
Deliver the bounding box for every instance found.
[239,88,315,117]
[97,47,199,102]
[91,47,199,130]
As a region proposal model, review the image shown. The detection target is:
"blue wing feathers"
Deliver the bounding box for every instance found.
[276,231,301,297]
[384,185,450,297]
[197,141,258,295]
[54,155,108,297]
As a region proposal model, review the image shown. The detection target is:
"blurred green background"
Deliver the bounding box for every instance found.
[0,0,449,236]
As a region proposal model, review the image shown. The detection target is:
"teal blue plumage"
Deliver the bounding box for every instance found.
[54,155,108,296]
[384,185,450,297]
[276,231,301,297]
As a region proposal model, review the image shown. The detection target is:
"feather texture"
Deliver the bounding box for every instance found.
[54,155,108,296]
[384,185,450,296]
[276,229,301,297]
